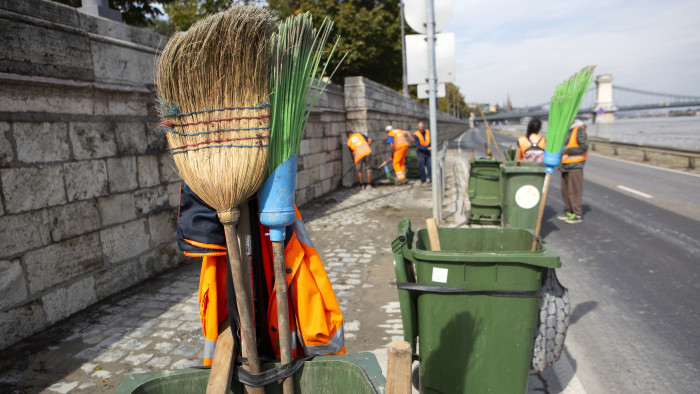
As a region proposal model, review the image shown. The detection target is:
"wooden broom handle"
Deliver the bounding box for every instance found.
[531,173,551,251]
[206,321,236,394]
[426,218,441,251]
[272,241,294,394]
[219,209,264,394]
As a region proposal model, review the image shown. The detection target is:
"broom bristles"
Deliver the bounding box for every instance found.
[267,12,341,174]
[545,65,596,153]
[156,6,275,212]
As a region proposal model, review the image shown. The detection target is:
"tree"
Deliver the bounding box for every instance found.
[267,0,403,90]
[437,83,469,118]
[54,0,408,92]
[50,0,175,27]
[163,0,235,31]
[110,0,174,26]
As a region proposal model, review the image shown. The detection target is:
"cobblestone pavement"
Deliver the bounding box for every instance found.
[0,150,549,393]
[0,264,204,393]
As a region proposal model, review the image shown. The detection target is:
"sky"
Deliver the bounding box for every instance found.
[434,0,700,107]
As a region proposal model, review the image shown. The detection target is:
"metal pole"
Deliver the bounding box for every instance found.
[426,0,440,221]
[400,0,409,98]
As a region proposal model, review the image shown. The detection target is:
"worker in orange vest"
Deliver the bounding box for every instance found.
[386,125,409,184]
[516,118,546,163]
[176,183,346,368]
[346,131,373,189]
[557,119,589,224]
[413,120,431,184]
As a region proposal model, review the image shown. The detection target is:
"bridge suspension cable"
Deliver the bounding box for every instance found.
[612,86,700,110]
[614,86,700,101]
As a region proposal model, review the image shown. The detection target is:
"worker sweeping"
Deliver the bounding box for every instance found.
[386,125,409,184]
[346,130,373,189]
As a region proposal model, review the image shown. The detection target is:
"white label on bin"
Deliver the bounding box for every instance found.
[515,185,540,209]
[432,267,448,283]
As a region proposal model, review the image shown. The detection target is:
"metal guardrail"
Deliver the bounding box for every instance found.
[437,141,450,220]
[589,137,700,169]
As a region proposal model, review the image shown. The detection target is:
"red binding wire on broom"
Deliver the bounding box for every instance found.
[170,135,270,151]
[162,114,271,128]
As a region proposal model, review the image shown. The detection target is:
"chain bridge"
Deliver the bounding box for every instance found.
[486,74,700,123]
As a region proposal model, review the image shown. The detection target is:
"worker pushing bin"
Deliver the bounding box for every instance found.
[392,218,561,393]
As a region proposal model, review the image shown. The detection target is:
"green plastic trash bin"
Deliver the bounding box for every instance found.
[115,353,385,394]
[405,146,419,179]
[500,162,546,231]
[392,218,560,394]
[467,158,502,224]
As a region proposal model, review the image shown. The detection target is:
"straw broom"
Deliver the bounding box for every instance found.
[531,66,596,251]
[156,6,275,393]
[259,13,341,394]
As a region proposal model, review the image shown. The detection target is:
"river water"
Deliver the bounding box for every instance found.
[589,117,700,150]
[500,116,700,150]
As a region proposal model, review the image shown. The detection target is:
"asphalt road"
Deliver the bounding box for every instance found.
[455,128,700,393]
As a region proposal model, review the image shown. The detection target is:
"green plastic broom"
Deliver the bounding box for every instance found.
[257,13,343,394]
[531,66,596,251]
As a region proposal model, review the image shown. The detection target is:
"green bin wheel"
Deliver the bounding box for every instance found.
[412,363,420,391]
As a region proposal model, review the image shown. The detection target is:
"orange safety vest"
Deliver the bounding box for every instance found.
[198,255,229,365]
[347,133,372,164]
[414,129,430,147]
[561,127,588,163]
[264,207,345,358]
[193,207,345,364]
[388,128,409,151]
[518,134,545,156]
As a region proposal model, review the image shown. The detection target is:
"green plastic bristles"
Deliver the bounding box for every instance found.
[267,12,344,175]
[545,65,596,153]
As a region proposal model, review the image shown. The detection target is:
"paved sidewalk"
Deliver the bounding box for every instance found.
[0,263,204,393]
[0,149,558,393]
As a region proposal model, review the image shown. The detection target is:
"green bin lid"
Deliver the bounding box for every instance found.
[500,163,546,174]
[413,227,560,269]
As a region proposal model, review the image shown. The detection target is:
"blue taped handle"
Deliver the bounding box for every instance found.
[258,155,298,242]
[543,150,562,174]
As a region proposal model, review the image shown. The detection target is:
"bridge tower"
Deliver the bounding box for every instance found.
[594,74,615,124]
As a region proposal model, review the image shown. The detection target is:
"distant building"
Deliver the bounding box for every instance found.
[467,103,499,114]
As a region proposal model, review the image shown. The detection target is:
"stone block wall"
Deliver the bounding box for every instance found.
[0,0,185,349]
[295,83,346,205]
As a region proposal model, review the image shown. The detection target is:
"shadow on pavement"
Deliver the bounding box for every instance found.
[540,206,560,238]
[0,263,203,393]
[569,301,598,325]
[539,346,579,394]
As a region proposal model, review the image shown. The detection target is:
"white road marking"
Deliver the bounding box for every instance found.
[591,152,700,178]
[458,131,468,154]
[617,185,652,199]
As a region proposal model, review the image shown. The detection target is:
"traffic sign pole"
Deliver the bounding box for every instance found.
[426,0,440,221]
[400,1,409,98]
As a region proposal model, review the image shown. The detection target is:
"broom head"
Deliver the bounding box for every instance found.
[542,65,596,171]
[156,6,275,213]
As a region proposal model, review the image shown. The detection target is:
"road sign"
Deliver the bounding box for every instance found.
[405,33,455,85]
[417,83,445,99]
[404,0,453,34]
